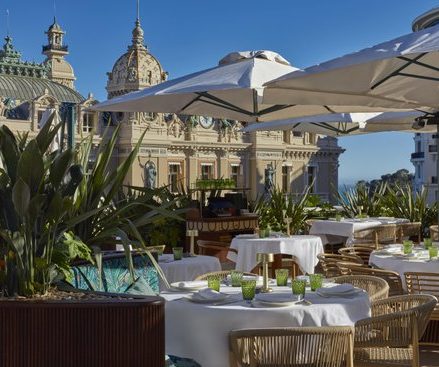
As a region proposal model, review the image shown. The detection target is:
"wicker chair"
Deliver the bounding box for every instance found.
[230,326,354,367]
[429,225,439,241]
[354,294,437,367]
[194,270,259,281]
[197,240,236,270]
[336,264,404,297]
[339,246,374,263]
[405,272,439,344]
[317,253,363,278]
[397,222,422,244]
[353,224,397,248]
[332,275,389,301]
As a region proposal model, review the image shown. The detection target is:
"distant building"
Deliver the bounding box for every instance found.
[411,8,439,203]
[0,15,344,202]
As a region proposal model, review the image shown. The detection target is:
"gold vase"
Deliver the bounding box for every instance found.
[256,252,274,293]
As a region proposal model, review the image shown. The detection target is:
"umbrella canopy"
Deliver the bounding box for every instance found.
[92,50,409,122]
[241,111,435,136]
[264,23,439,112]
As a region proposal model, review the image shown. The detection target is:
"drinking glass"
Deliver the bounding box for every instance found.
[207,275,221,292]
[429,246,438,259]
[292,279,306,300]
[424,238,433,249]
[403,240,413,255]
[241,279,257,301]
[309,274,323,291]
[230,271,244,287]
[172,247,183,261]
[275,269,289,286]
[335,214,342,222]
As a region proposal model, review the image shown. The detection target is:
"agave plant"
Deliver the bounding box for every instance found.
[69,125,186,251]
[0,116,94,296]
[383,184,438,233]
[337,183,386,218]
[253,187,313,234]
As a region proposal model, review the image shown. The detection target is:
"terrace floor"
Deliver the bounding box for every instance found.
[421,346,439,367]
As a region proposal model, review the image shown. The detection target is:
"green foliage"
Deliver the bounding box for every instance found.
[383,184,437,233]
[67,126,186,252]
[0,115,92,296]
[51,232,93,283]
[337,183,386,218]
[253,187,313,234]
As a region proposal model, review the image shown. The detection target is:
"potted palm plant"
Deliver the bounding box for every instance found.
[0,116,165,367]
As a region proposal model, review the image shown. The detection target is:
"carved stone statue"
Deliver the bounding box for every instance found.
[145,162,157,189]
[264,163,275,193]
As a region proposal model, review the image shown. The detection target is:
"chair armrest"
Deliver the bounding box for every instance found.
[355,312,415,348]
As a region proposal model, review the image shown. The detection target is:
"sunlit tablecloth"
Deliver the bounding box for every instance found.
[227,235,323,274]
[369,245,439,288]
[162,285,370,367]
[310,217,409,245]
[158,254,221,289]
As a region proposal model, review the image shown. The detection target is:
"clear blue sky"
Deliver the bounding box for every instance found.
[4,0,439,184]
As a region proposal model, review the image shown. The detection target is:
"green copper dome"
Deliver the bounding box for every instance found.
[0,74,84,103]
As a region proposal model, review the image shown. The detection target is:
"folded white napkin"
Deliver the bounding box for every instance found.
[176,281,207,289]
[195,288,225,300]
[317,283,355,295]
[255,293,297,303]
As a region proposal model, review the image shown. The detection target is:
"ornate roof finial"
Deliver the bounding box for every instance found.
[131,0,146,49]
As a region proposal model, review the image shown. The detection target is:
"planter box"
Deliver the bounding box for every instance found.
[0,294,165,367]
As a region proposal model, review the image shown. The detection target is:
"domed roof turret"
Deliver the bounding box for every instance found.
[48,17,63,32]
[106,18,167,99]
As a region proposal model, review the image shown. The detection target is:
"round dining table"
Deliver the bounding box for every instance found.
[161,284,370,367]
[158,254,221,290]
[228,234,324,274]
[369,245,439,288]
[310,217,409,245]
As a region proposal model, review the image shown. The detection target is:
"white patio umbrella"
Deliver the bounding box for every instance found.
[92,50,408,122]
[241,110,435,136]
[264,23,439,112]
[263,23,439,221]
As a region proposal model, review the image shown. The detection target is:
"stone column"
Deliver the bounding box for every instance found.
[217,149,228,179]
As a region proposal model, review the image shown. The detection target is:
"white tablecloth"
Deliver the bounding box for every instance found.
[227,235,324,274]
[162,285,370,367]
[310,217,409,245]
[158,254,221,289]
[369,246,439,288]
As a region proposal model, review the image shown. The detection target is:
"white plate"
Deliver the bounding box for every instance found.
[170,281,208,292]
[254,293,301,307]
[185,293,230,304]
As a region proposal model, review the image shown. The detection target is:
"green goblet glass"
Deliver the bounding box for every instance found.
[230,271,244,287]
[429,246,438,259]
[241,279,257,301]
[424,238,433,249]
[275,269,289,286]
[207,275,221,292]
[403,240,413,255]
[309,274,323,291]
[172,247,183,261]
[292,279,306,300]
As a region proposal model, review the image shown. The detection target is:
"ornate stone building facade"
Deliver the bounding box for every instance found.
[0,17,344,202]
